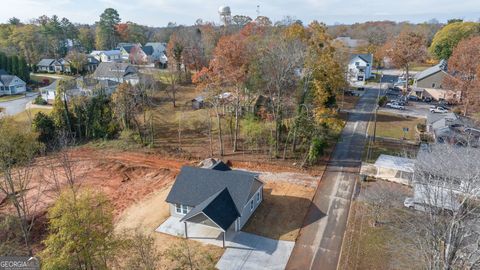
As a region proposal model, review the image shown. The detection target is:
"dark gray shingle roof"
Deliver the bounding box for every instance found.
[0,75,23,86]
[142,46,154,56]
[93,62,137,79]
[37,59,55,67]
[350,54,373,64]
[121,45,134,53]
[210,161,232,171]
[166,166,262,214]
[414,60,448,81]
[180,188,240,230]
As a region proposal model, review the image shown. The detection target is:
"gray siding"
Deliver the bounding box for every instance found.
[238,185,263,230]
[169,184,264,232]
[416,71,447,89]
[169,203,192,218]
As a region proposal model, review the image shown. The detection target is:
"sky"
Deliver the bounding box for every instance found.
[1,0,479,27]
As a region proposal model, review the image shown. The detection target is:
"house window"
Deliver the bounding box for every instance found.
[355,62,360,66]
[256,192,260,203]
[432,83,436,88]
[250,200,254,211]
[175,204,189,214]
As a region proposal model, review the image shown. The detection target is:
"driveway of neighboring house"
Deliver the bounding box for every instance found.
[156,216,295,270]
[0,93,37,116]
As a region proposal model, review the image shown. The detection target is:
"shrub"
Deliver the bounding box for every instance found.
[33,95,47,105]
[32,112,56,149]
[307,136,327,164]
[241,115,272,151]
[417,123,426,132]
[378,96,388,107]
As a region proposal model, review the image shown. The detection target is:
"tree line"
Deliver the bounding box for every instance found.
[0,52,30,81]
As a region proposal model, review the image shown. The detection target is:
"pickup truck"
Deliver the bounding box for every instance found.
[430,106,449,113]
[386,102,405,110]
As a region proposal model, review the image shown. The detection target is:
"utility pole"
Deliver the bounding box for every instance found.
[373,72,383,142]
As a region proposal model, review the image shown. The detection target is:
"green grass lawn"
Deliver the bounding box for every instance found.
[12,108,52,124]
[30,73,74,84]
[363,140,419,163]
[368,112,425,141]
[0,94,25,102]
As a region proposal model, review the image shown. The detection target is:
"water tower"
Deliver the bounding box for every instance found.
[218,6,232,26]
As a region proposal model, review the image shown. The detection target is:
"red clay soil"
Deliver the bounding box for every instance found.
[0,147,191,219]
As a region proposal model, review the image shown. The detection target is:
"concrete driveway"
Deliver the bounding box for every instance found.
[156,216,294,270]
[216,233,294,270]
[0,93,37,116]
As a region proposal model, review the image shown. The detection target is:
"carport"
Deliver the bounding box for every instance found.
[374,154,415,185]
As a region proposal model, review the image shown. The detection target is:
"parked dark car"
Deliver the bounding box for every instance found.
[424,97,432,103]
[408,95,419,101]
[344,90,355,96]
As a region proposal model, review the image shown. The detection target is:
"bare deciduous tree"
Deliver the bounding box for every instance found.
[394,144,480,270]
[0,119,44,256]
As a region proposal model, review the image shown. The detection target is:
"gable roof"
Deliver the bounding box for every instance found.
[210,161,232,171]
[166,166,262,214]
[414,60,448,81]
[93,62,137,79]
[100,50,121,56]
[87,56,100,64]
[350,54,373,64]
[142,45,154,56]
[0,75,24,86]
[37,59,56,66]
[120,45,134,54]
[145,42,166,52]
[40,80,59,91]
[180,188,240,231]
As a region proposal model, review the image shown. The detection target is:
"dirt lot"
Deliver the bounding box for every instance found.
[0,145,319,262]
[339,180,416,270]
[114,184,224,269]
[243,181,316,241]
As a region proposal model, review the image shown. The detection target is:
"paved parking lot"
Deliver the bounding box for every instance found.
[380,101,431,118]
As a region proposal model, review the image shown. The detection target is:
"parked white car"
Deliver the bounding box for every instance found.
[429,106,448,113]
[386,102,405,110]
[404,197,415,208]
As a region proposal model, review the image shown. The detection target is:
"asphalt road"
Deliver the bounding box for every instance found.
[286,88,378,270]
[0,93,36,116]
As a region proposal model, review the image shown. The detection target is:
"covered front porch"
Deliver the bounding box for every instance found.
[156,216,235,247]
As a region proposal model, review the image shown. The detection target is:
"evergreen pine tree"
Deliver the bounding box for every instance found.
[0,52,5,70]
[11,55,19,76]
[6,56,12,74]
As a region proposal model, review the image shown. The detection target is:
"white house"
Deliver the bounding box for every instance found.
[0,75,27,95]
[90,50,122,62]
[145,42,168,67]
[93,62,139,85]
[348,54,373,85]
[37,59,63,73]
